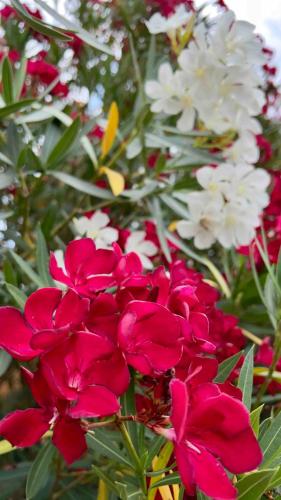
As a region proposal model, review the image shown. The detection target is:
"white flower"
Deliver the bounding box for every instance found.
[125,231,158,269]
[223,132,260,164]
[53,250,66,273]
[221,163,270,210]
[73,210,118,249]
[176,192,222,249]
[209,11,265,66]
[144,5,192,35]
[216,202,260,248]
[145,63,182,115]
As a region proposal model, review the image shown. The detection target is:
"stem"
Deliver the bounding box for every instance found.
[255,321,281,407]
[87,415,137,429]
[118,422,147,495]
[242,328,263,346]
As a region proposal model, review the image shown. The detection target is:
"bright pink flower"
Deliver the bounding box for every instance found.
[0,366,87,464]
[255,337,281,394]
[168,379,262,499]
[118,300,183,375]
[0,288,89,358]
[49,238,119,297]
[41,331,128,408]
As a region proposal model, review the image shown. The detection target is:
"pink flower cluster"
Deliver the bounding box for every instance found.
[0,239,261,498]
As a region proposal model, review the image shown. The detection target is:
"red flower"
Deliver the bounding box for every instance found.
[49,238,119,297]
[118,301,183,375]
[0,366,87,464]
[27,60,69,97]
[168,379,262,499]
[0,288,89,358]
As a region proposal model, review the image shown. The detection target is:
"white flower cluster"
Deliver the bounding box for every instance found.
[144,4,192,35]
[176,163,270,249]
[145,9,266,164]
[72,211,158,269]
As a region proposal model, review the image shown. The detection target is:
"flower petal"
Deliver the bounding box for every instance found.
[0,409,49,447]
[68,385,120,418]
[52,417,87,464]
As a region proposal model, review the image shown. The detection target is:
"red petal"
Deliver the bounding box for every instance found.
[54,289,89,329]
[49,252,71,286]
[89,349,130,396]
[24,288,62,331]
[0,307,40,360]
[170,379,189,442]
[0,409,49,447]
[189,445,237,500]
[52,417,86,464]
[68,386,120,418]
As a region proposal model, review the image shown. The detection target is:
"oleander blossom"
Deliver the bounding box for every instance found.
[167,379,262,499]
[176,163,270,249]
[0,239,261,479]
[145,9,266,156]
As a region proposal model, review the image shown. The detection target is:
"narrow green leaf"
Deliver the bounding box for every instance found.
[0,99,34,120]
[5,283,27,309]
[92,465,119,495]
[267,465,281,490]
[50,171,113,200]
[145,35,156,80]
[152,198,171,263]
[10,251,44,288]
[36,226,54,286]
[2,57,14,104]
[121,378,138,451]
[145,435,166,469]
[26,441,56,500]
[236,468,277,500]
[214,351,243,383]
[238,346,254,410]
[150,473,181,489]
[14,57,27,100]
[86,431,133,469]
[160,193,190,219]
[250,405,264,437]
[260,410,281,468]
[0,349,12,376]
[277,247,281,287]
[11,0,72,41]
[46,118,80,167]
[197,491,211,500]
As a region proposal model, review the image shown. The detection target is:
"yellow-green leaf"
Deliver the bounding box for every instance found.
[0,440,15,455]
[100,166,125,196]
[101,102,119,158]
[148,441,174,500]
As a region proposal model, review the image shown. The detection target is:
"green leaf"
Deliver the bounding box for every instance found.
[91,465,119,495]
[36,226,54,286]
[152,198,171,263]
[121,378,138,451]
[197,491,211,500]
[26,441,56,500]
[0,349,12,376]
[214,351,243,383]
[46,118,81,167]
[277,247,281,287]
[160,193,190,219]
[238,346,254,410]
[14,57,27,100]
[0,99,34,120]
[267,465,281,490]
[10,251,44,288]
[236,468,277,500]
[150,473,181,489]
[5,283,27,309]
[11,0,72,41]
[260,409,281,468]
[145,435,166,469]
[86,431,133,469]
[2,57,14,104]
[50,171,113,200]
[250,405,264,437]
